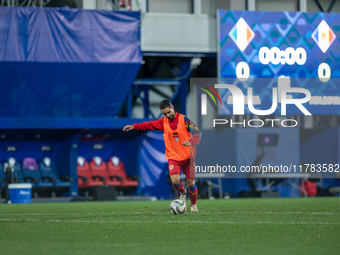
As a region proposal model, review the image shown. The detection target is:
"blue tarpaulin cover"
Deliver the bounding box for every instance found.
[0,7,141,128]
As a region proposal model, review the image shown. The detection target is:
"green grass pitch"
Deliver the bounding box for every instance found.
[0,197,339,255]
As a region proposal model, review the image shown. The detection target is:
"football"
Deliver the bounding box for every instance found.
[169,199,187,215]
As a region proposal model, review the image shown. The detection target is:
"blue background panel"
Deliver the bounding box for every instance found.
[0,7,141,63]
[0,7,142,128]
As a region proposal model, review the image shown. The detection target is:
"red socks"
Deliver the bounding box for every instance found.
[173,181,186,194]
[188,184,198,205]
[174,182,198,205]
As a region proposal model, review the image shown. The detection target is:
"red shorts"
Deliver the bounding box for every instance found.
[168,158,195,179]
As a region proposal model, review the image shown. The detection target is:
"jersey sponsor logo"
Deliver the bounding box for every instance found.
[173,132,180,141]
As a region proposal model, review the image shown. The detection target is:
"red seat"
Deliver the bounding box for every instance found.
[77,157,104,188]
[107,157,138,188]
[89,157,121,186]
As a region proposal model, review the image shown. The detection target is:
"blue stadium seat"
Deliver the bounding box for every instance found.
[3,158,24,184]
[21,157,53,188]
[39,157,71,188]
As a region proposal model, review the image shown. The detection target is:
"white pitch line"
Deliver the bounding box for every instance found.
[0,211,339,216]
[0,218,339,225]
[0,219,107,223]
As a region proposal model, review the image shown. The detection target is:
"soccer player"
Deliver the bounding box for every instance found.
[123,100,201,212]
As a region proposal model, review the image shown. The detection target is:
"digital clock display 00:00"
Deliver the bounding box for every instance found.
[259,47,307,65]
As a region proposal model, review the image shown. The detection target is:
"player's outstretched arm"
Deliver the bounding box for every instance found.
[123,119,163,132]
[123,125,134,131]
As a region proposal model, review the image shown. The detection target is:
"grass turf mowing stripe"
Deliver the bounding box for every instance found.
[1,211,339,215]
[0,197,339,255]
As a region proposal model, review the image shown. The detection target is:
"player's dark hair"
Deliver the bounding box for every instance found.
[159,100,172,110]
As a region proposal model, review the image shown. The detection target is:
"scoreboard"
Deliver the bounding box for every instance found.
[218,10,340,115]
